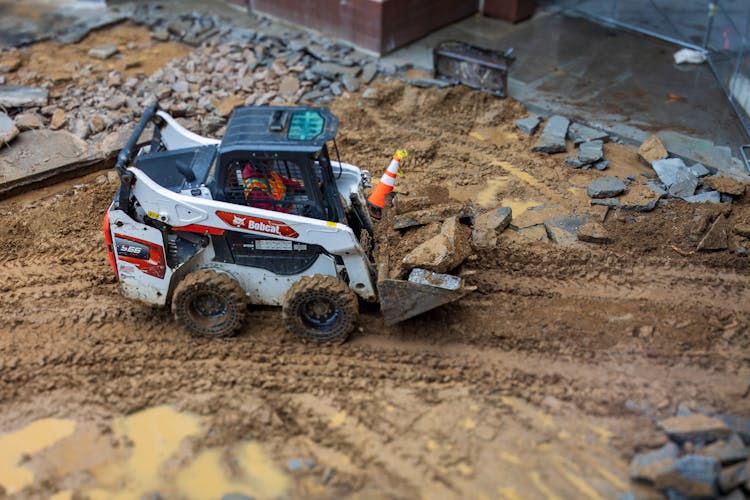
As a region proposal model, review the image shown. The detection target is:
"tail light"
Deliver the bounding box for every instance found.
[102,211,119,280]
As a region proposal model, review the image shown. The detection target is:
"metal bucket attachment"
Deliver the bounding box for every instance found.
[378,268,473,325]
[433,41,514,98]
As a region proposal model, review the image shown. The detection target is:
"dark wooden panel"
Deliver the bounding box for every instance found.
[483,0,535,23]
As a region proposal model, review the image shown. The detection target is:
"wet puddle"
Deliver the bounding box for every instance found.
[0,406,290,499]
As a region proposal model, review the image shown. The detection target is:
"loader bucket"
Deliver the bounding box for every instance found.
[378,268,473,325]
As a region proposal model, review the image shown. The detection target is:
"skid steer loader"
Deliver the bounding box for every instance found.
[103,102,470,342]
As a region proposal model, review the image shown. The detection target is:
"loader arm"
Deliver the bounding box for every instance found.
[128,168,378,301]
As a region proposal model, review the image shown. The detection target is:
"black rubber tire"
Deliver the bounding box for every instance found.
[172,270,247,338]
[282,275,359,343]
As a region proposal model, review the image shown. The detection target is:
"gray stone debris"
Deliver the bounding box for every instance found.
[13,112,44,131]
[361,63,378,84]
[689,163,710,177]
[697,434,747,465]
[0,112,19,144]
[594,159,609,171]
[544,214,589,245]
[516,116,541,136]
[587,176,626,198]
[405,77,452,89]
[718,461,748,493]
[567,122,608,145]
[472,206,512,249]
[654,455,720,498]
[658,414,731,445]
[341,73,360,93]
[715,414,750,443]
[630,442,680,482]
[88,44,119,60]
[532,115,570,154]
[645,180,667,196]
[0,85,48,108]
[683,191,721,204]
[578,140,604,164]
[591,197,620,208]
[393,204,474,230]
[651,158,699,199]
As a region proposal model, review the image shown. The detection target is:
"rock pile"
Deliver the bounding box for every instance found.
[638,135,747,205]
[0,4,399,150]
[628,404,750,499]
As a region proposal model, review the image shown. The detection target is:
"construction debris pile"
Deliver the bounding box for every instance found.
[628,403,750,498]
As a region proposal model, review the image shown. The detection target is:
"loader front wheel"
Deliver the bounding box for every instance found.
[282,275,358,343]
[172,270,247,338]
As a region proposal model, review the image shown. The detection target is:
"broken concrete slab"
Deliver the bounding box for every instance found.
[702,176,747,197]
[697,434,748,465]
[577,221,611,244]
[578,140,604,164]
[341,73,360,93]
[630,442,680,483]
[651,158,691,187]
[591,197,620,208]
[669,174,699,199]
[472,206,512,249]
[0,85,49,108]
[697,215,729,252]
[718,461,748,494]
[532,115,569,154]
[684,191,721,204]
[543,214,589,245]
[516,115,541,135]
[645,180,667,196]
[0,112,19,145]
[14,112,44,131]
[515,224,549,242]
[361,63,378,84]
[655,455,720,498]
[638,135,668,164]
[594,159,609,171]
[510,204,566,229]
[568,122,608,145]
[690,163,710,177]
[658,414,731,445]
[88,44,119,60]
[587,176,626,198]
[402,217,472,273]
[393,203,474,230]
[715,414,750,443]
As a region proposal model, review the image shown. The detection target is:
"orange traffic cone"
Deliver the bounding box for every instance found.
[367,149,408,218]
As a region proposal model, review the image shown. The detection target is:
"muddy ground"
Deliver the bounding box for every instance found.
[1,23,750,500]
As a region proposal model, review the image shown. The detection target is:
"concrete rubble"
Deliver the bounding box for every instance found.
[577,221,610,244]
[516,115,540,135]
[565,139,604,169]
[402,216,472,273]
[628,405,750,499]
[0,112,19,144]
[532,115,569,154]
[567,122,608,145]
[393,204,474,230]
[0,85,48,108]
[471,206,512,249]
[638,135,668,164]
[587,176,626,198]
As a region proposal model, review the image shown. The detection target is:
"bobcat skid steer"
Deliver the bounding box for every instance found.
[103,102,470,343]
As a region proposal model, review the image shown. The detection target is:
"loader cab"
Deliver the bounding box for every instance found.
[211,106,346,224]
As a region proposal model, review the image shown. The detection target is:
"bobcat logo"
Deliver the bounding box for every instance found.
[232,215,247,227]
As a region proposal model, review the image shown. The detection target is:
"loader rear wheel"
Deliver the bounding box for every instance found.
[172,270,247,338]
[282,275,359,343]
